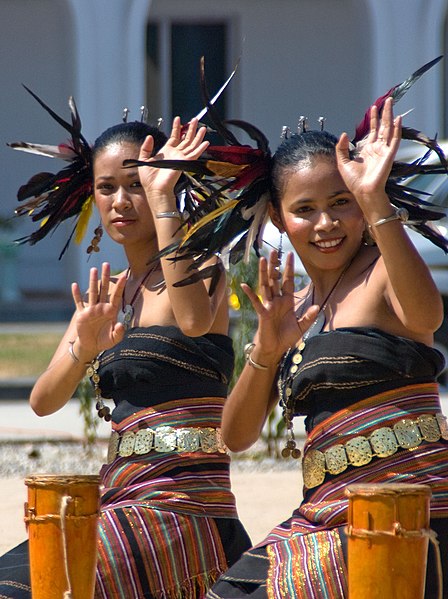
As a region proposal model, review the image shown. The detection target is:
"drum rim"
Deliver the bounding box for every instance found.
[24,474,101,486]
[345,482,432,497]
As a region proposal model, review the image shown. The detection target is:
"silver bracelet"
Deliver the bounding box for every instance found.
[155,211,181,219]
[371,207,409,228]
[68,340,80,363]
[244,343,268,371]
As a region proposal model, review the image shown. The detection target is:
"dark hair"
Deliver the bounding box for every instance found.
[92,121,168,161]
[270,130,339,209]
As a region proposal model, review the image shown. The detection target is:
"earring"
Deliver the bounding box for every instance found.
[87,224,103,255]
[277,232,284,266]
[362,224,376,246]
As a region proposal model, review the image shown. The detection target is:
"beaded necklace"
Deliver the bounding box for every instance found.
[278,263,351,458]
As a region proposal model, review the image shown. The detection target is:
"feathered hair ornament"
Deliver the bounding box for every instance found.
[124,57,273,292]
[8,86,94,259]
[351,55,448,253]
[125,55,447,288]
[8,61,239,260]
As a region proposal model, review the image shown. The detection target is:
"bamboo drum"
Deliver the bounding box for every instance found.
[24,474,101,599]
[345,483,431,599]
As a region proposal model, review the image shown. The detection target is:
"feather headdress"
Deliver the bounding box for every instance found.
[8,86,94,258]
[351,55,448,252]
[125,56,448,289]
[8,61,239,259]
[124,58,273,290]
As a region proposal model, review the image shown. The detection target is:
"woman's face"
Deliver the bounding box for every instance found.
[93,141,154,248]
[273,155,365,272]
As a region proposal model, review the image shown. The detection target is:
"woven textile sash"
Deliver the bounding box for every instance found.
[263,383,448,599]
[100,396,237,518]
[96,397,236,598]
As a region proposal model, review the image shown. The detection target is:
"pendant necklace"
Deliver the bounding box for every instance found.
[118,262,162,330]
[278,261,352,459]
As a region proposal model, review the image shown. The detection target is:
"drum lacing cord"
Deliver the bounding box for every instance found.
[346,523,443,599]
[60,495,74,599]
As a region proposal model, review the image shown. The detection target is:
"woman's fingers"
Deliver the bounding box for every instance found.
[110,272,127,310]
[71,282,84,311]
[267,250,282,297]
[139,135,155,162]
[98,263,111,304]
[168,116,182,144]
[281,252,295,296]
[87,267,99,305]
[240,282,265,316]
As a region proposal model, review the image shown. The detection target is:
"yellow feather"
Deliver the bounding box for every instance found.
[205,161,247,178]
[75,195,94,244]
[180,199,239,247]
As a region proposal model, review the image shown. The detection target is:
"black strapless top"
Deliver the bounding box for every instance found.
[96,325,234,423]
[278,327,445,432]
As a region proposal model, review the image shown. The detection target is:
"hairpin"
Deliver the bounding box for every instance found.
[280,126,291,139]
[298,116,307,133]
[140,106,148,123]
[318,116,326,131]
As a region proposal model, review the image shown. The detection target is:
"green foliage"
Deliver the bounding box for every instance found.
[227,247,309,458]
[227,252,285,458]
[228,254,259,390]
[260,407,286,459]
[77,377,99,449]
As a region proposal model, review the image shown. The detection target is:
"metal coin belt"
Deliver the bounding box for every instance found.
[302,413,448,489]
[107,426,227,464]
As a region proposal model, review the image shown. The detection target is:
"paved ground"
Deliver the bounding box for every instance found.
[0,399,303,555]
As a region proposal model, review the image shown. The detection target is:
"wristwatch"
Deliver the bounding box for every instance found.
[371,207,409,228]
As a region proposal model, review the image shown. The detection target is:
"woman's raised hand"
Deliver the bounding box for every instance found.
[71,262,127,359]
[241,251,319,365]
[137,117,209,199]
[336,97,401,207]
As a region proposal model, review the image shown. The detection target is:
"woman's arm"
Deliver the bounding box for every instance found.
[139,118,226,336]
[222,251,319,451]
[30,263,126,416]
[336,97,443,335]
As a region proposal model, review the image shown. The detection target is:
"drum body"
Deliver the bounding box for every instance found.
[24,474,101,599]
[346,483,431,599]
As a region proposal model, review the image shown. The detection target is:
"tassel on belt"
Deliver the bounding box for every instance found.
[303,413,448,489]
[107,426,227,463]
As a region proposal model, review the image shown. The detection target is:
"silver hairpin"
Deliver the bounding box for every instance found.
[318,116,326,131]
[281,126,291,139]
[140,106,148,122]
[298,116,307,134]
[157,117,163,129]
[122,108,129,123]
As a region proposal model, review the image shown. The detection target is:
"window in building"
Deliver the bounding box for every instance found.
[146,20,228,137]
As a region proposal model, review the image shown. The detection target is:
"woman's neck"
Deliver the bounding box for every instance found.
[124,241,160,277]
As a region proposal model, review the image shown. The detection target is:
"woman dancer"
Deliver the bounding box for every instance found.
[206,96,448,598]
[0,94,251,598]
[130,59,448,597]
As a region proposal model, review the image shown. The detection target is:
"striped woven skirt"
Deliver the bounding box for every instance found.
[96,397,251,599]
[207,383,448,598]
